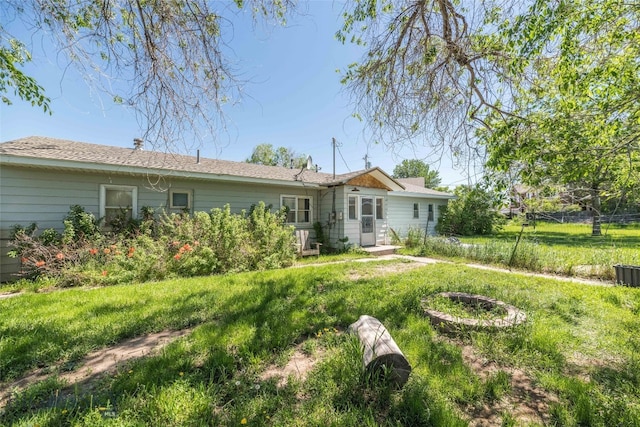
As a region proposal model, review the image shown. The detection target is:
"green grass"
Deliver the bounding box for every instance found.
[2,260,640,425]
[411,221,640,280]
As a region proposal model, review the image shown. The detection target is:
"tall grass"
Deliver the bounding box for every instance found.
[2,260,640,425]
[412,222,640,280]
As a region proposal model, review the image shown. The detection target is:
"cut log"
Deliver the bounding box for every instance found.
[348,315,411,388]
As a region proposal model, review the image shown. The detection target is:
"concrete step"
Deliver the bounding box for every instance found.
[362,245,400,256]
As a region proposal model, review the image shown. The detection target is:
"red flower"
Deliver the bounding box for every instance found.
[55,252,65,260]
[103,248,111,254]
[35,260,45,267]
[174,254,182,260]
[101,270,108,276]
[89,248,98,255]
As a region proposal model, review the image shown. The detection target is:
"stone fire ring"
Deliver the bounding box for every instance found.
[422,292,527,332]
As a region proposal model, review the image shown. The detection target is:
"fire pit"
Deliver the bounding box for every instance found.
[422,292,527,332]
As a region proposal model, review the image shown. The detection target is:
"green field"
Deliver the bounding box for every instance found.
[2,258,640,426]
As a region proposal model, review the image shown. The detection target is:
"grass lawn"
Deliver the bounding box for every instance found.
[2,258,640,426]
[415,221,640,280]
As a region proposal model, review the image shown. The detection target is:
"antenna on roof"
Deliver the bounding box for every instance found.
[133,138,143,150]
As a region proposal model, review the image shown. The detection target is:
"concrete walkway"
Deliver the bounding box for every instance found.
[365,254,615,287]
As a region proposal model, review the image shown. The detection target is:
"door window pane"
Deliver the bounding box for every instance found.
[361,198,373,216]
[362,216,374,233]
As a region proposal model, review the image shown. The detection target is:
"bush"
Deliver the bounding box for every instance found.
[9,203,297,287]
[405,227,425,248]
[436,184,505,236]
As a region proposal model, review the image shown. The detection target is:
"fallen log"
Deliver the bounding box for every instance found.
[348,315,411,388]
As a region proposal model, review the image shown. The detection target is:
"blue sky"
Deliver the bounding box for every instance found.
[1,2,465,187]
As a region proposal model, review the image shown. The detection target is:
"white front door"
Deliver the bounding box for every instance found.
[361,197,376,246]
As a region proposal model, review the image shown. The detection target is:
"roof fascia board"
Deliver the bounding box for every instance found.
[1,155,324,188]
[388,191,455,199]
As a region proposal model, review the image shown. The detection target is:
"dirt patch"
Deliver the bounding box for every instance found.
[348,258,433,280]
[440,338,559,426]
[0,328,192,408]
[0,292,21,300]
[260,345,320,388]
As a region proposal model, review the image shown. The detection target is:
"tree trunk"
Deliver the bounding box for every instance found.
[591,186,601,236]
[348,315,411,388]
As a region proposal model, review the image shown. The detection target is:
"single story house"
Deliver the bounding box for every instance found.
[0,136,454,281]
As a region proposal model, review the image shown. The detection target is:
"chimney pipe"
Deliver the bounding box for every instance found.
[196,149,200,164]
[133,138,143,150]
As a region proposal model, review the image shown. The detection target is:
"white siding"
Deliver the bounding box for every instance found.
[387,195,444,240]
[0,165,320,281]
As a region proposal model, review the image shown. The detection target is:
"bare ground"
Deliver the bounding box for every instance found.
[0,329,192,408]
[451,338,559,426]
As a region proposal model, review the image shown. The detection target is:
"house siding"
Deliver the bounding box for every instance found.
[386,194,442,239]
[0,164,320,281]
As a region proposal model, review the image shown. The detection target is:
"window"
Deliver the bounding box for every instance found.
[170,189,192,210]
[376,198,384,220]
[428,204,434,221]
[100,185,137,225]
[413,203,420,219]
[281,195,312,224]
[348,196,358,220]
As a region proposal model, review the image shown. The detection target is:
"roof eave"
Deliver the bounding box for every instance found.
[388,191,455,199]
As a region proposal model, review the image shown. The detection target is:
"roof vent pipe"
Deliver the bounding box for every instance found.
[133,138,143,150]
[196,149,200,164]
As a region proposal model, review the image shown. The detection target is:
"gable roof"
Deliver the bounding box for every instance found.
[326,167,405,191]
[0,136,453,198]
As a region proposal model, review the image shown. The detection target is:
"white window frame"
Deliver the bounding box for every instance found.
[281,195,313,225]
[348,195,358,220]
[100,184,138,221]
[413,202,420,219]
[169,188,192,210]
[375,197,384,220]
